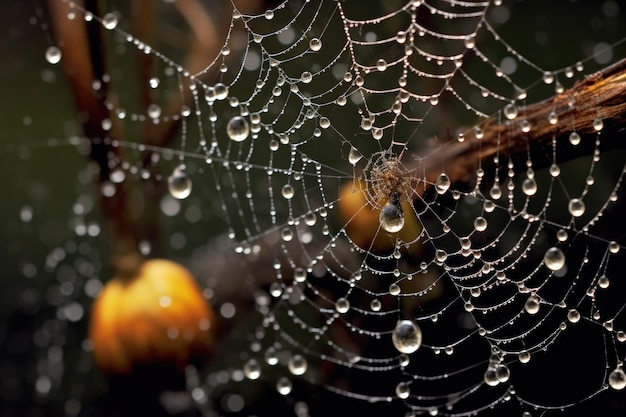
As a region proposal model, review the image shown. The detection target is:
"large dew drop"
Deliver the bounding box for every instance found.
[227,116,250,142]
[544,247,565,271]
[102,12,118,30]
[524,294,540,315]
[395,382,410,399]
[435,173,451,194]
[348,147,362,165]
[213,83,229,100]
[568,198,585,217]
[392,319,422,354]
[380,202,404,233]
[522,178,537,196]
[309,37,322,51]
[281,184,295,199]
[168,166,192,199]
[45,46,62,64]
[288,354,308,376]
[276,377,292,395]
[608,366,626,390]
[503,103,518,120]
[244,358,261,380]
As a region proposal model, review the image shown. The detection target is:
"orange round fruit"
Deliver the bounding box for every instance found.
[89,258,215,375]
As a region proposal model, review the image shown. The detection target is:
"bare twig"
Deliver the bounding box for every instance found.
[48,0,141,274]
[423,57,626,190]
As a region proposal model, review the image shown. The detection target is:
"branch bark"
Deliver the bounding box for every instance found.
[49,0,141,274]
[423,57,626,190]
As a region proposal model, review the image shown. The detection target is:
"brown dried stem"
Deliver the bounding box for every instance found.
[48,0,141,274]
[423,57,626,190]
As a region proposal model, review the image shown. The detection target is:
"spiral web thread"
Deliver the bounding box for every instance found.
[12,0,626,415]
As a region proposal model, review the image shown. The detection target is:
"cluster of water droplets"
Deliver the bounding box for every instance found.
[25,0,626,416]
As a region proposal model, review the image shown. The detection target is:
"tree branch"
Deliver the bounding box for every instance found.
[48,0,141,274]
[424,57,626,190]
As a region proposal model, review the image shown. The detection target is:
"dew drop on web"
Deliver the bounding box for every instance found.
[227,116,250,142]
[348,147,362,165]
[102,12,118,30]
[568,198,585,217]
[167,166,192,199]
[288,354,308,376]
[435,173,451,194]
[380,203,404,233]
[392,319,422,354]
[608,366,626,390]
[45,46,62,64]
[543,247,565,271]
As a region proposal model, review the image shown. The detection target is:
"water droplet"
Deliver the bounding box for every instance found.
[435,249,447,263]
[395,382,410,399]
[542,71,554,84]
[309,37,322,51]
[213,83,229,100]
[464,35,475,49]
[549,164,560,177]
[435,173,451,194]
[567,309,580,323]
[474,216,487,232]
[593,118,604,131]
[496,363,510,382]
[380,203,404,233]
[370,299,381,311]
[569,131,581,145]
[518,351,531,363]
[304,212,317,226]
[45,46,62,64]
[376,59,387,71]
[548,111,558,124]
[524,294,540,314]
[301,71,313,83]
[490,184,502,199]
[522,178,537,196]
[557,229,568,241]
[348,147,362,165]
[544,247,565,271]
[244,358,261,379]
[598,275,610,289]
[281,184,295,199]
[392,320,422,354]
[102,12,118,30]
[276,377,292,395]
[294,268,306,283]
[504,103,518,120]
[484,367,499,386]
[168,166,192,199]
[226,116,250,142]
[335,297,350,313]
[521,120,531,132]
[147,103,161,118]
[264,9,274,20]
[609,241,620,253]
[568,198,585,217]
[389,283,401,296]
[609,367,626,390]
[281,228,293,242]
[288,354,308,375]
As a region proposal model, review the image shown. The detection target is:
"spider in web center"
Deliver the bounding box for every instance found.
[363,151,419,233]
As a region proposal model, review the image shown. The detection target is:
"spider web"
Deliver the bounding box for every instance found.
[2,0,626,416]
